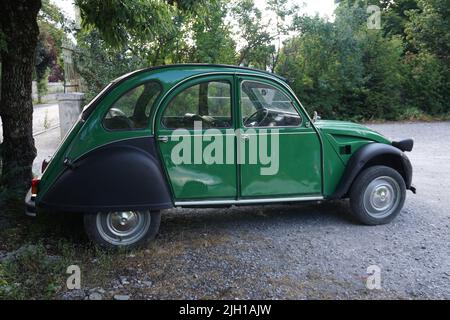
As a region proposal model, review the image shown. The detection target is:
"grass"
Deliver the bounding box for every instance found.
[43,109,50,130]
[0,192,118,300]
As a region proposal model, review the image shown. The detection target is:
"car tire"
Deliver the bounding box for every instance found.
[84,210,161,250]
[349,165,406,225]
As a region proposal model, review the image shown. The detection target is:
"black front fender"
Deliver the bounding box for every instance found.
[330,142,413,199]
[39,137,173,213]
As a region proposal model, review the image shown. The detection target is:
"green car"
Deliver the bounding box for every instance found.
[25,64,415,249]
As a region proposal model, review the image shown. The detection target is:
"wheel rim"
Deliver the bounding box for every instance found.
[96,211,151,246]
[363,176,401,219]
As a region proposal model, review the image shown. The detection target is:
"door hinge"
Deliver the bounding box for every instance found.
[63,157,77,169]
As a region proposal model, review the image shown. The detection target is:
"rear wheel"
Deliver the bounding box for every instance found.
[350,166,406,225]
[84,210,161,249]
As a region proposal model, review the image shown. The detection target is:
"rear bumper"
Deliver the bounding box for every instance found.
[25,189,37,217]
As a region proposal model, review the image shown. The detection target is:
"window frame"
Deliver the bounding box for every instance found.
[239,79,304,129]
[101,80,163,132]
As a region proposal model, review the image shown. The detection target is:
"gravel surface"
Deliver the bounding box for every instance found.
[10,107,447,299]
[60,121,449,300]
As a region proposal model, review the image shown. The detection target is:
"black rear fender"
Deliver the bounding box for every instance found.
[39,137,173,213]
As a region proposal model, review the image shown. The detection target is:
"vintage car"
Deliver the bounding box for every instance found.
[25,64,415,249]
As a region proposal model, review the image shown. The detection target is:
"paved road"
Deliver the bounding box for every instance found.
[31,103,61,175]
[0,103,61,175]
[63,121,450,300]
[0,103,60,138]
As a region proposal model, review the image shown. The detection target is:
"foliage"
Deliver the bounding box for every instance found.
[405,0,450,61]
[232,0,274,69]
[0,31,6,55]
[74,30,146,102]
[402,0,450,115]
[0,206,117,299]
[35,26,57,102]
[189,1,237,64]
[72,0,449,120]
[277,0,448,120]
[36,68,50,104]
[382,0,418,41]
[0,243,62,299]
[75,0,209,49]
[74,0,237,101]
[403,52,449,115]
[35,0,66,102]
[39,0,67,27]
[265,0,298,72]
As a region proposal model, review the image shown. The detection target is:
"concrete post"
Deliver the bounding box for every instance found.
[57,92,85,139]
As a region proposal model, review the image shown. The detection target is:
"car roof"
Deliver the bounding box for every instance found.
[111,63,289,84]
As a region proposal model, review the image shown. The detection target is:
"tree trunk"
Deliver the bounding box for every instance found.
[0,0,41,194]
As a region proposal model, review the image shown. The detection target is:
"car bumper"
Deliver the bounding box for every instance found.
[25,189,37,217]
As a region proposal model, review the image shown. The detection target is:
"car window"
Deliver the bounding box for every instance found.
[162,81,232,129]
[241,81,302,128]
[103,81,161,131]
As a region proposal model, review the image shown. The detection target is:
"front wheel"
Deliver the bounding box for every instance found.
[350,166,406,225]
[84,210,161,249]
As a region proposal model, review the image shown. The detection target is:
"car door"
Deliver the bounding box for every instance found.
[156,75,237,201]
[237,77,322,198]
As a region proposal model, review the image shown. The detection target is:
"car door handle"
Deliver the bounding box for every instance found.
[157,136,169,143]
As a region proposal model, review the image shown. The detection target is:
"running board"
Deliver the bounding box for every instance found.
[174,196,324,207]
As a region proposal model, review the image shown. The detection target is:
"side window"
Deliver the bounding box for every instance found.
[103,81,161,131]
[162,81,232,129]
[241,81,302,128]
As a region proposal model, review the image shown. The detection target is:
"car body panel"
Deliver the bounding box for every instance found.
[39,137,172,212]
[31,64,413,213]
[235,75,322,198]
[155,75,238,200]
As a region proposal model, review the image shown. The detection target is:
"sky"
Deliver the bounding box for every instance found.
[254,0,336,20]
[52,0,337,22]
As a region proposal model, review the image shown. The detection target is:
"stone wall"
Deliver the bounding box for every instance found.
[57,92,85,139]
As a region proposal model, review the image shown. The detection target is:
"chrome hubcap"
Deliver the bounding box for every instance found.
[96,211,151,246]
[108,211,140,236]
[363,176,400,218]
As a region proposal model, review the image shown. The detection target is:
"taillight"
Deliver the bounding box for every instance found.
[31,178,40,195]
[41,159,49,173]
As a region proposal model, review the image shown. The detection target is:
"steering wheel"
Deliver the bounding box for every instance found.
[244,108,269,127]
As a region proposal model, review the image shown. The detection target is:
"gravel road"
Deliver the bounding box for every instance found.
[63,121,449,300]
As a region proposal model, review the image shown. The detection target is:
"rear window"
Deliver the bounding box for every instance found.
[102,82,162,131]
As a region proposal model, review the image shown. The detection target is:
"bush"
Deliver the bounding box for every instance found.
[403,52,449,115]
[36,68,50,104]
